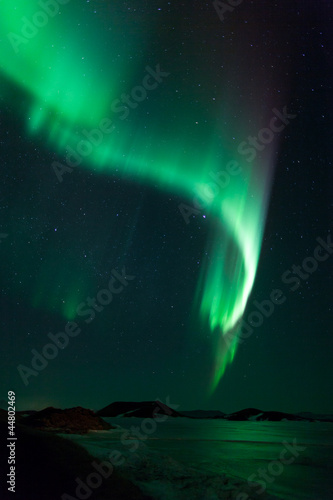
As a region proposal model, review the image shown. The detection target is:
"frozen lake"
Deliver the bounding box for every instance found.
[63,418,333,499]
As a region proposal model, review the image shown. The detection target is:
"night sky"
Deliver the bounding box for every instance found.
[1,1,332,414]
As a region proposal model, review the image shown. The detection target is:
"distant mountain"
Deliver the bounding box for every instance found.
[296,412,333,422]
[96,400,182,418]
[225,408,311,422]
[94,402,333,422]
[179,410,226,419]
[96,403,312,422]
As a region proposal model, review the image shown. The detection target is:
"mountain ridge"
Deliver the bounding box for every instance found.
[96,401,333,422]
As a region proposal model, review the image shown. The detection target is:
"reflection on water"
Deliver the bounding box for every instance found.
[65,419,333,500]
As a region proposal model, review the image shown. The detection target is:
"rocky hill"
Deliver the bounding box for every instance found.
[22,406,115,434]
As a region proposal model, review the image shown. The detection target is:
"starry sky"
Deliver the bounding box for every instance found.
[1,1,332,414]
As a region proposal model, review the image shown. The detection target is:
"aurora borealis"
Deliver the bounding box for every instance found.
[0,0,282,390]
[1,1,332,413]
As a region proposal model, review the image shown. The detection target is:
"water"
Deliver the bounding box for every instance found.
[62,419,333,500]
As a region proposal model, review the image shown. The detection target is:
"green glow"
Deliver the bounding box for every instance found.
[31,256,88,321]
[0,2,275,390]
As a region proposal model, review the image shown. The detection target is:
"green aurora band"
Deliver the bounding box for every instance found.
[0,2,278,391]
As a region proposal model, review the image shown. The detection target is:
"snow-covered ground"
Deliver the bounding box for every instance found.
[62,419,333,500]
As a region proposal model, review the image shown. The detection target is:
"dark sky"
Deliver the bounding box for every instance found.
[1,1,332,414]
